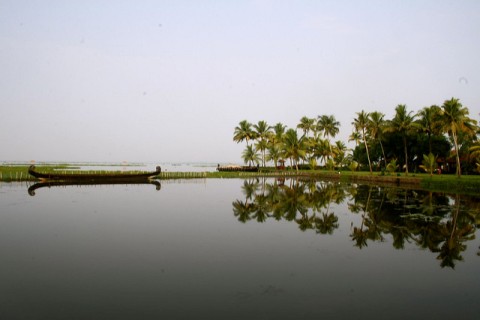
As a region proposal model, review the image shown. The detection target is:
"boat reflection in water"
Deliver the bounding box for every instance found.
[28,180,161,196]
[232,177,480,269]
[27,165,162,195]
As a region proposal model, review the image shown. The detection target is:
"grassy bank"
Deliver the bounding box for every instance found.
[161,169,480,195]
[168,169,480,195]
[0,166,37,181]
[0,165,151,182]
[2,165,479,195]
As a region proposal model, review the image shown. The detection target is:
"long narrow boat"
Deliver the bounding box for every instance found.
[28,165,161,182]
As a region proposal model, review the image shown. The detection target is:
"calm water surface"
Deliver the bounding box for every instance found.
[0,178,479,320]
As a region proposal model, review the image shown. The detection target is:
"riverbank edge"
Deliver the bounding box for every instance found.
[2,166,479,196]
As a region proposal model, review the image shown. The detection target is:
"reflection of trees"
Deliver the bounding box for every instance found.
[232,179,260,223]
[347,184,479,268]
[232,178,342,234]
[232,178,480,269]
[315,213,339,235]
[435,194,476,268]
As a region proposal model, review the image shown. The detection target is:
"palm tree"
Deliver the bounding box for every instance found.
[438,98,478,177]
[386,158,398,175]
[270,122,286,146]
[384,105,419,175]
[255,139,269,167]
[318,115,340,161]
[266,144,282,169]
[419,153,438,177]
[233,120,256,147]
[333,140,348,168]
[304,136,318,167]
[242,145,260,166]
[348,131,361,147]
[297,116,315,138]
[253,120,272,167]
[417,105,442,154]
[282,128,307,172]
[470,142,480,162]
[369,111,387,168]
[352,110,373,173]
[312,137,330,167]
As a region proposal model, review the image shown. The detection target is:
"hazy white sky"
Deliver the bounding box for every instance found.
[1,0,479,163]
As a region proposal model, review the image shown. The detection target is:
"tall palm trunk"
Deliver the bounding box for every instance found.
[362,128,373,173]
[427,131,432,154]
[403,135,409,175]
[379,140,387,169]
[452,131,461,177]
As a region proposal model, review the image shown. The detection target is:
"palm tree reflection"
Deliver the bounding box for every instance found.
[232,178,480,269]
[436,194,476,268]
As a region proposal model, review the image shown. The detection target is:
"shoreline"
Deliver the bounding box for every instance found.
[1,165,479,196]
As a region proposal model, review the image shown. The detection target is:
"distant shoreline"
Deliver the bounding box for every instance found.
[1,164,479,196]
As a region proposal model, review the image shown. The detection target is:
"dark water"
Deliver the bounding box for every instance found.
[1,178,479,320]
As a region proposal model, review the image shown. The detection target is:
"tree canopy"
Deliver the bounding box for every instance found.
[232,98,479,175]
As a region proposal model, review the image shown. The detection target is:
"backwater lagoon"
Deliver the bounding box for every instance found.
[1,178,479,319]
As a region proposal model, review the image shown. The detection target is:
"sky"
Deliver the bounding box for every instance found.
[1,0,479,163]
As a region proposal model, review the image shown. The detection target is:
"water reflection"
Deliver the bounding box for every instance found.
[232,178,480,269]
[1,179,479,319]
[27,180,161,196]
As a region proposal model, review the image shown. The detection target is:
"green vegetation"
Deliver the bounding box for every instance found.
[2,164,480,195]
[233,97,479,178]
[0,165,154,182]
[0,166,36,181]
[1,97,479,195]
[419,153,438,177]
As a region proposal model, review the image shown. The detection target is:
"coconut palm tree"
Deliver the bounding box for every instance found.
[419,153,438,177]
[348,131,361,147]
[266,144,282,169]
[317,115,340,139]
[438,98,478,177]
[417,105,442,154]
[333,140,348,168]
[255,139,269,167]
[368,111,387,168]
[352,110,373,173]
[270,122,286,146]
[384,105,419,175]
[386,158,398,175]
[282,128,307,172]
[242,145,260,166]
[312,137,330,167]
[297,116,316,138]
[253,120,272,167]
[318,115,340,161]
[304,136,318,167]
[233,120,256,147]
[470,142,480,164]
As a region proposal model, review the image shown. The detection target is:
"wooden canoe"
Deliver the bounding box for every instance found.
[28,165,161,182]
